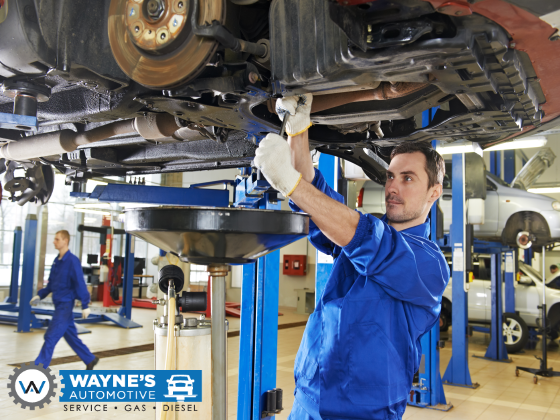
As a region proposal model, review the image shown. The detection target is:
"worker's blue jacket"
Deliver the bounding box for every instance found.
[289,169,449,419]
[37,251,90,310]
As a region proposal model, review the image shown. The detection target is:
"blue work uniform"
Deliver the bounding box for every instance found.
[288,169,449,420]
[35,250,95,368]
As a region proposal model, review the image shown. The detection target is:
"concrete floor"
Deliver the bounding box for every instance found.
[1,306,560,419]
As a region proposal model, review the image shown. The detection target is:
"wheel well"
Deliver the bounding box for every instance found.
[501,211,550,248]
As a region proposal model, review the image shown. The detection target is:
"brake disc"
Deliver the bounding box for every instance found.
[108,0,225,89]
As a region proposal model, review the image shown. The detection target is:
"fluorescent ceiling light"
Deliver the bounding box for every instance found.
[73,208,111,216]
[436,142,482,156]
[84,217,98,223]
[117,202,158,208]
[74,202,112,209]
[485,137,547,151]
[527,187,560,194]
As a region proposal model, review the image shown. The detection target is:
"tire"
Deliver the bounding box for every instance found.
[503,313,529,354]
[440,309,450,332]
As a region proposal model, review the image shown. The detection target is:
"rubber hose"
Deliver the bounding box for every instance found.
[160,296,176,420]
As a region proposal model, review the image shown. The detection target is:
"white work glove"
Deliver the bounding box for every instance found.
[276,94,313,136]
[30,295,40,305]
[254,133,302,197]
[82,308,91,319]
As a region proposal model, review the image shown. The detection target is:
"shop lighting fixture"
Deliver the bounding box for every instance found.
[436,142,482,156]
[73,208,111,216]
[74,202,112,209]
[484,137,547,151]
[527,187,560,194]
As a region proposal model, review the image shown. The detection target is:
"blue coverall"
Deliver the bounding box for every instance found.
[35,250,96,368]
[288,169,450,420]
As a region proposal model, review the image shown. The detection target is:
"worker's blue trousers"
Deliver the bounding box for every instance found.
[35,302,95,368]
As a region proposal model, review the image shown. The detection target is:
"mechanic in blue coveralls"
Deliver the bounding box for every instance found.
[30,230,99,370]
[254,94,449,419]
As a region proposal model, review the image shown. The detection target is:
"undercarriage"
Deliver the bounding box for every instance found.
[0,0,557,204]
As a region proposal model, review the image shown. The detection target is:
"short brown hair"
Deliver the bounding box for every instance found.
[390,142,445,189]
[56,230,70,243]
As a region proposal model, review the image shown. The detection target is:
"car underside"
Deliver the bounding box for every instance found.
[1,0,559,206]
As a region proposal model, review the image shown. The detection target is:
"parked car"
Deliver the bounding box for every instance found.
[357,162,560,247]
[440,255,560,353]
[0,1,559,206]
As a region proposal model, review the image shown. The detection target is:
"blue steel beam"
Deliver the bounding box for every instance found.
[489,151,501,177]
[0,112,38,131]
[118,234,135,320]
[71,183,229,207]
[504,251,516,314]
[6,227,22,303]
[503,150,515,184]
[237,262,257,420]
[442,153,478,388]
[252,250,281,420]
[17,214,38,333]
[481,254,510,362]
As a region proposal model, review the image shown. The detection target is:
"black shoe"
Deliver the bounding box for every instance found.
[86,356,99,370]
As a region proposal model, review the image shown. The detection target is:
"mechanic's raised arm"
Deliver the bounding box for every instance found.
[254,94,360,248]
[289,176,360,247]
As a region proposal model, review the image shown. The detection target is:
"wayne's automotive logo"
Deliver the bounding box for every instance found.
[59,370,202,402]
[7,363,58,410]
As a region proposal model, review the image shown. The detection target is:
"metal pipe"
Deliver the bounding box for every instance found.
[542,246,548,362]
[266,81,431,115]
[160,280,177,420]
[208,265,228,420]
[310,82,431,113]
[0,114,181,161]
[74,119,136,146]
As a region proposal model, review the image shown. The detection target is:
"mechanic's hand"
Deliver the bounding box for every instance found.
[82,308,91,319]
[276,94,313,136]
[30,295,40,305]
[254,133,303,197]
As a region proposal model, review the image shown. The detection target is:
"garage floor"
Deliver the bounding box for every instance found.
[1,307,560,419]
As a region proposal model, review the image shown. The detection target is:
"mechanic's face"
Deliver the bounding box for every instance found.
[53,233,68,251]
[385,152,442,226]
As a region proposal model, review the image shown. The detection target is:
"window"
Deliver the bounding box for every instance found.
[189,264,209,286]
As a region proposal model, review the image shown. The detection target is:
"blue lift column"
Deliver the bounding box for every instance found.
[315,153,337,305]
[443,153,478,388]
[238,195,283,420]
[118,234,135,321]
[408,202,452,410]
[504,250,516,314]
[483,253,510,361]
[17,214,38,332]
[6,227,22,304]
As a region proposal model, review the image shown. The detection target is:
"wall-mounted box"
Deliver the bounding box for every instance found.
[283,255,307,276]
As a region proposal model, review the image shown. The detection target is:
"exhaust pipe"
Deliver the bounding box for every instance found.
[0,113,181,161]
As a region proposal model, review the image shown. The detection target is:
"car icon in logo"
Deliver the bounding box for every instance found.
[165,375,196,401]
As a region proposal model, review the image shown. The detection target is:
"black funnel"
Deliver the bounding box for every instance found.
[124,207,310,265]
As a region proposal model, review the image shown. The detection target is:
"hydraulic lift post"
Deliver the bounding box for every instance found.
[5,226,22,304]
[407,200,451,410]
[442,153,479,388]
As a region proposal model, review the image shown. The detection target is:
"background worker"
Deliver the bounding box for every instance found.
[550,264,558,279]
[30,230,99,370]
[255,94,450,419]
